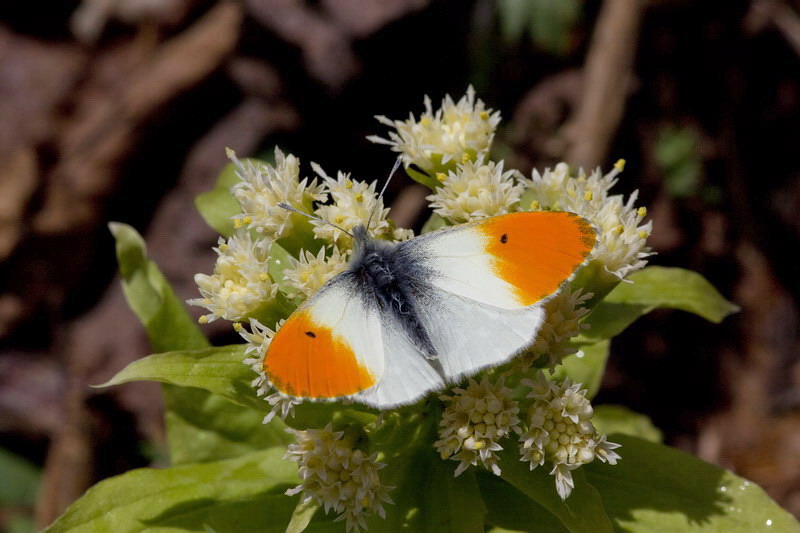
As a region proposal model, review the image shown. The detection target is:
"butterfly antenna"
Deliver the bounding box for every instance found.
[276,202,353,238]
[367,157,403,230]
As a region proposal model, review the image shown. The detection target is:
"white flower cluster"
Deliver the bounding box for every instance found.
[435,377,521,476]
[524,160,652,281]
[283,245,351,302]
[309,163,412,245]
[229,147,326,241]
[427,158,525,224]
[517,288,593,370]
[285,425,393,532]
[519,372,621,500]
[367,86,501,174]
[188,233,277,323]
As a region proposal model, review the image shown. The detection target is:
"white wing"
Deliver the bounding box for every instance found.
[355,317,445,408]
[266,274,445,408]
[265,277,385,399]
[396,212,594,379]
[415,289,545,380]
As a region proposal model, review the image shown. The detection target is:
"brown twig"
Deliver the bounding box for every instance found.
[563,0,646,169]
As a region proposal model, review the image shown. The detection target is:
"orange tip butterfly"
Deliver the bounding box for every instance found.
[264,180,596,410]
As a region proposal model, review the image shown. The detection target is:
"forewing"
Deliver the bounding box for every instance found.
[264,276,384,400]
[402,211,596,309]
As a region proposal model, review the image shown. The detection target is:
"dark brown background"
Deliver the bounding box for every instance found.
[1,0,798,529]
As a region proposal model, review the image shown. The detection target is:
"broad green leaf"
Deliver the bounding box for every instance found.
[365,409,440,532]
[551,340,610,399]
[366,447,427,532]
[110,222,208,352]
[477,471,567,532]
[582,266,739,342]
[369,448,487,532]
[100,345,264,412]
[194,161,242,237]
[42,448,298,533]
[111,223,283,464]
[422,461,486,533]
[113,222,220,463]
[585,435,800,532]
[0,448,40,505]
[164,388,291,465]
[591,406,662,444]
[497,446,613,533]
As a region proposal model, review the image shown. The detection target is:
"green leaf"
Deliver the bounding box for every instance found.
[286,498,320,533]
[477,471,568,532]
[367,449,487,533]
[164,387,291,465]
[194,161,242,237]
[364,408,441,532]
[591,406,662,444]
[113,222,229,464]
[420,213,450,234]
[99,345,264,412]
[583,266,739,342]
[497,446,613,533]
[42,448,299,533]
[585,435,800,532]
[366,446,427,532]
[110,222,208,353]
[551,340,610,399]
[422,460,487,533]
[269,241,299,297]
[111,223,284,464]
[0,448,40,505]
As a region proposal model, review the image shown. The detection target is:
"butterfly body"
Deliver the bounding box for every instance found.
[347,225,439,360]
[265,211,596,409]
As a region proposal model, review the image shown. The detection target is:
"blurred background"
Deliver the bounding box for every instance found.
[1,0,799,530]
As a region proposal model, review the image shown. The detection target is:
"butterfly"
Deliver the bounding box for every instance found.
[263,205,596,410]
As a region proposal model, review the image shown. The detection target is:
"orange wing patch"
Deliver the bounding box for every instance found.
[479,211,596,306]
[264,309,377,399]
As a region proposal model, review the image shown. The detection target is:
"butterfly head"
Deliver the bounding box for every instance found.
[351,224,372,249]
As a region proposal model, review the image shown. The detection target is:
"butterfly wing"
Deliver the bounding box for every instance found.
[264,273,445,406]
[355,317,446,408]
[399,211,596,379]
[403,211,595,309]
[264,276,384,399]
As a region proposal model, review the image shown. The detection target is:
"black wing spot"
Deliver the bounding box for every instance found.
[500,233,508,244]
[304,331,316,338]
